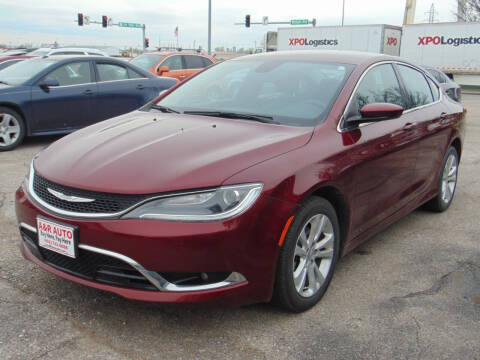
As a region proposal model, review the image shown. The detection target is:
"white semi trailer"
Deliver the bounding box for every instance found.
[277,24,402,56]
[400,22,480,86]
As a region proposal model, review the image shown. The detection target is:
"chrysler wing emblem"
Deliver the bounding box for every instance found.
[47,188,95,203]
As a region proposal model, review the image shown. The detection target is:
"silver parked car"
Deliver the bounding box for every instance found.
[423,66,461,102]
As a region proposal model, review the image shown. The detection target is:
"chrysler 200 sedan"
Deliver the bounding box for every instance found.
[15,51,464,312]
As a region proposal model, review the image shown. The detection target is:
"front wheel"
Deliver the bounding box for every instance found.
[425,146,459,212]
[272,197,340,312]
[0,107,26,151]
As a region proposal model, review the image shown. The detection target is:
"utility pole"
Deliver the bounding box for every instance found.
[208,0,212,54]
[341,0,345,26]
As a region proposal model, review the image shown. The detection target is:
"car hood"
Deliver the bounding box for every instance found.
[35,111,313,194]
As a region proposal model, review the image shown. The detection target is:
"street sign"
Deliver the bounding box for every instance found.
[290,19,309,25]
[118,22,143,28]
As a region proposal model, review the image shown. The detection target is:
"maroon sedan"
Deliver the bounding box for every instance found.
[15,51,464,312]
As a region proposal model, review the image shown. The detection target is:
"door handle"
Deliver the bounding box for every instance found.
[83,89,94,95]
[136,84,145,90]
[403,122,416,131]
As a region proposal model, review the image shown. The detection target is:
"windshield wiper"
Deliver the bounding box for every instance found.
[183,111,277,124]
[150,104,180,113]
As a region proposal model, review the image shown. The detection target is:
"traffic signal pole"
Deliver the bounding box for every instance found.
[76,13,147,50]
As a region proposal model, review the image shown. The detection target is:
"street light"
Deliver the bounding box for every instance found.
[208,0,212,54]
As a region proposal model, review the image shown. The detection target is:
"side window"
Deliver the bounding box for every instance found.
[429,69,446,84]
[127,67,145,79]
[396,65,434,109]
[97,63,129,81]
[88,52,104,56]
[184,55,206,69]
[161,55,183,71]
[42,61,92,86]
[350,63,405,116]
[201,57,214,67]
[427,77,440,101]
[53,51,84,55]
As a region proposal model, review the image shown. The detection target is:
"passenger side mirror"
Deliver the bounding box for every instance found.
[39,77,60,91]
[347,103,404,125]
[157,65,170,75]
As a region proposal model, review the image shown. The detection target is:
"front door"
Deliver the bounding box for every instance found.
[31,61,96,132]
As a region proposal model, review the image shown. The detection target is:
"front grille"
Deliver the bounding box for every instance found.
[32,173,149,214]
[21,228,156,290]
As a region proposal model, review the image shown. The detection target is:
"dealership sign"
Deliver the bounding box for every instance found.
[418,35,480,46]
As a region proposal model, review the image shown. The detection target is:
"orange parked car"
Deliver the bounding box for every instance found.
[130,51,216,81]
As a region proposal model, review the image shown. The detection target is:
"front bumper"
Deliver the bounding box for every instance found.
[15,183,296,305]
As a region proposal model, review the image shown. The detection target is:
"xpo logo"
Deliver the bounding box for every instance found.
[288,37,338,47]
[386,37,398,46]
[418,35,480,46]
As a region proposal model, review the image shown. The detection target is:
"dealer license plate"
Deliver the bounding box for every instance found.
[37,217,77,258]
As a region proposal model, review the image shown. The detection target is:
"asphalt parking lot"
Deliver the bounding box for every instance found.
[0,95,479,360]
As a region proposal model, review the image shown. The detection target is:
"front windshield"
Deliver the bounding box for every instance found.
[155,58,354,126]
[130,54,164,71]
[0,59,57,85]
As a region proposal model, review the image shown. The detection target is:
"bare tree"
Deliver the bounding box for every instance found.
[456,0,480,22]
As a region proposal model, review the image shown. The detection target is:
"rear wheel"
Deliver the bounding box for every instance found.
[272,197,340,312]
[0,107,25,151]
[425,146,458,212]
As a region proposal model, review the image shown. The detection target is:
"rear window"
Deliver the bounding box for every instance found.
[184,55,207,69]
[397,65,434,109]
[130,54,164,71]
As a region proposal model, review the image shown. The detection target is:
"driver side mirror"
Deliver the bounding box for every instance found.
[347,102,404,125]
[39,77,60,91]
[157,65,170,75]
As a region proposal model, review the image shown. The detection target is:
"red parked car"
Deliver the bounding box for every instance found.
[0,55,33,71]
[15,51,465,312]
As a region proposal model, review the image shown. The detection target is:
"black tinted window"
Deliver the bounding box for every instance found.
[427,77,440,101]
[397,65,433,109]
[43,61,92,86]
[352,64,405,115]
[54,51,84,55]
[428,69,446,83]
[97,63,129,81]
[184,55,207,69]
[201,57,213,67]
[161,55,183,71]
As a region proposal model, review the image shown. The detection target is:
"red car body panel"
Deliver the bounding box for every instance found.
[15,51,465,305]
[0,55,33,63]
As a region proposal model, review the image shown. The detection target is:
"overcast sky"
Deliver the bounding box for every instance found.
[0,0,459,49]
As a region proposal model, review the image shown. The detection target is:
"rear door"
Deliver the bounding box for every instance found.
[182,55,213,79]
[344,63,419,239]
[30,60,96,132]
[158,55,186,81]
[94,61,153,122]
[395,64,449,197]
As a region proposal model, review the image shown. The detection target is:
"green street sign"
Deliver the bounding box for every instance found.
[290,19,309,25]
[118,22,143,28]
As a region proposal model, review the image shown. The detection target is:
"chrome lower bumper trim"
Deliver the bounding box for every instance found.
[19,223,247,292]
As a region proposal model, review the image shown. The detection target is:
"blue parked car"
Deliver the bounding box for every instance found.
[0,56,177,150]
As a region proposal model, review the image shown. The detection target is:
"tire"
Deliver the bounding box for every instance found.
[0,107,26,151]
[424,146,459,212]
[272,197,340,312]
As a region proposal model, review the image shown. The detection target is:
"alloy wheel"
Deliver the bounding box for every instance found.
[0,113,20,147]
[441,153,457,204]
[293,214,334,298]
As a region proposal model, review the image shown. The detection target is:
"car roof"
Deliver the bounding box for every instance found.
[233,50,404,66]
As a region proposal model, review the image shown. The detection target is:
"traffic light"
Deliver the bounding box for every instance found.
[245,15,250,28]
[145,38,149,48]
[102,15,108,28]
[77,13,83,26]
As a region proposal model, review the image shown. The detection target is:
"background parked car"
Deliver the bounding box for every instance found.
[0,55,34,71]
[130,50,216,81]
[0,56,177,150]
[29,48,109,57]
[423,66,461,102]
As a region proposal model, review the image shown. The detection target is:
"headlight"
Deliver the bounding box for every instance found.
[122,183,263,221]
